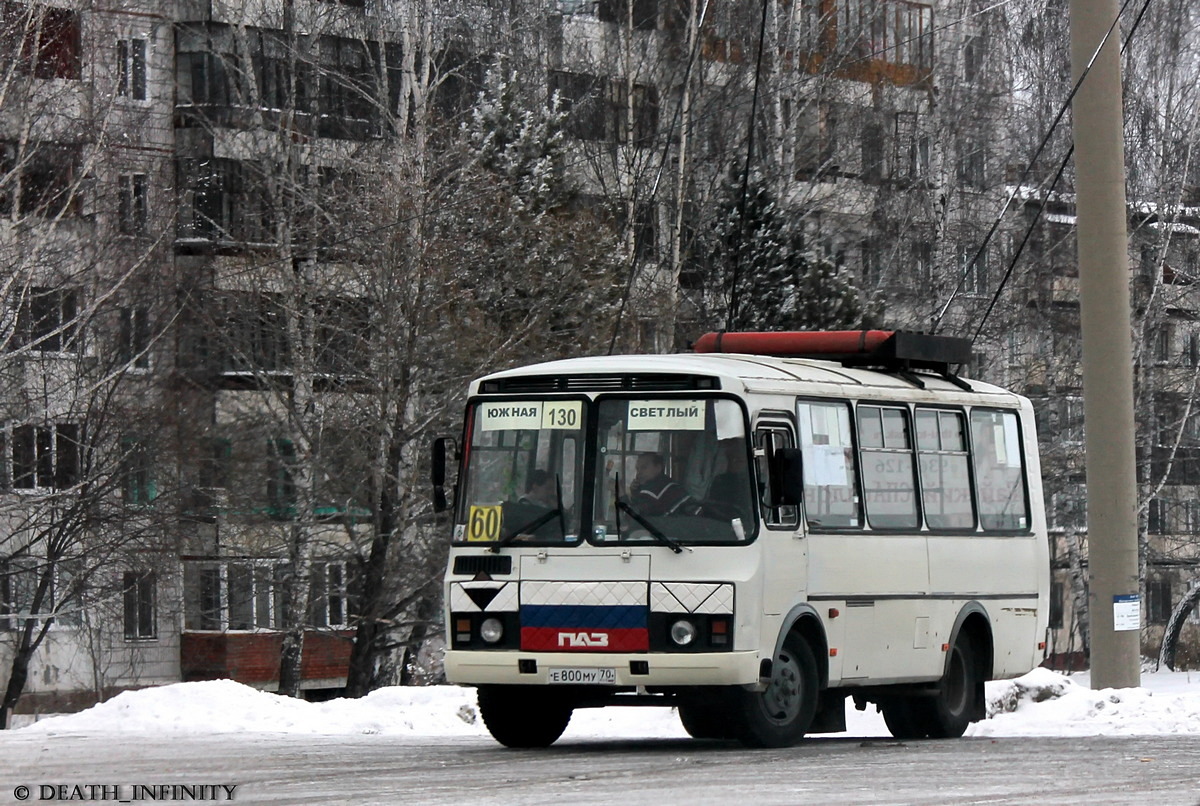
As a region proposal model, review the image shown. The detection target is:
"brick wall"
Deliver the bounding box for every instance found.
[181,631,353,686]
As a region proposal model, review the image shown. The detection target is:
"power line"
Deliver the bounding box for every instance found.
[934,0,1156,341]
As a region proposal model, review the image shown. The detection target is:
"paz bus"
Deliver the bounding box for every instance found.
[433,330,1049,748]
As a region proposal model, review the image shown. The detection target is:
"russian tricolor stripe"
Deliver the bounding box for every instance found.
[519,604,648,652]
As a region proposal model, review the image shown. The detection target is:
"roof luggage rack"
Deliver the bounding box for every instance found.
[691,330,973,389]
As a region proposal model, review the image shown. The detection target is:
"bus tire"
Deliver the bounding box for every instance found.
[734,633,819,748]
[921,635,977,738]
[678,696,737,740]
[880,697,928,740]
[477,686,573,748]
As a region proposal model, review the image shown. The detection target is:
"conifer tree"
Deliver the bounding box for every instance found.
[713,167,862,332]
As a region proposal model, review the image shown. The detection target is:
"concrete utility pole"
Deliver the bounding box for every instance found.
[1068,0,1141,689]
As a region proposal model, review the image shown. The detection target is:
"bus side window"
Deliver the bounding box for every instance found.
[857,405,920,530]
[755,427,799,529]
[969,409,1029,531]
[916,408,975,530]
[797,400,860,529]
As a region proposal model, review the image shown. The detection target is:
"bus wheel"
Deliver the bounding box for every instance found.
[477,686,573,748]
[890,636,978,740]
[880,698,929,740]
[735,633,819,748]
[922,635,977,738]
[678,695,737,740]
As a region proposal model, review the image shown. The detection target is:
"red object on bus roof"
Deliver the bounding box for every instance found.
[692,330,896,356]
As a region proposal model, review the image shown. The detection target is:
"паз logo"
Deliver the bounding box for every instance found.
[557,631,609,648]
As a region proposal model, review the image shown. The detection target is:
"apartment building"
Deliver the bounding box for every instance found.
[2,0,1199,722]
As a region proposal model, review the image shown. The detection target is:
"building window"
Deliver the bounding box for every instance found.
[119,306,151,369]
[963,34,984,83]
[121,436,156,506]
[1147,577,1171,625]
[205,292,290,373]
[959,244,989,296]
[311,562,352,628]
[1185,332,1200,367]
[0,3,82,80]
[895,111,930,182]
[116,38,147,100]
[795,101,838,177]
[117,173,147,235]
[597,0,658,30]
[10,287,79,352]
[559,0,598,16]
[177,158,275,243]
[549,71,658,146]
[267,438,296,518]
[913,240,934,285]
[1,557,42,630]
[861,117,884,182]
[0,142,82,218]
[1155,323,1174,364]
[226,563,278,630]
[122,570,156,640]
[959,142,987,189]
[317,37,375,138]
[183,560,350,631]
[10,422,80,490]
[314,297,371,377]
[1048,580,1064,630]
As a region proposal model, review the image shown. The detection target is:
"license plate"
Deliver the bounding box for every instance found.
[547,666,617,685]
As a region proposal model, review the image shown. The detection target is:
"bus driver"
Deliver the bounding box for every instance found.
[630,453,692,516]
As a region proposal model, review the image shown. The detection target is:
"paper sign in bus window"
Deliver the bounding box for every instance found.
[481,402,543,431]
[541,401,582,430]
[628,400,705,430]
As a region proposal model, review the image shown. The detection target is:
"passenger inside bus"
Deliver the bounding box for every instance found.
[519,469,556,508]
[703,439,753,523]
[630,452,693,516]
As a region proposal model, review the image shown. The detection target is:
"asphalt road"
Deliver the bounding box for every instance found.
[5,732,1200,806]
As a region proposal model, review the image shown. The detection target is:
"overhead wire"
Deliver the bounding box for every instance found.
[932,0,1156,342]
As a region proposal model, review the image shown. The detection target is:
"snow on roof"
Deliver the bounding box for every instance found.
[1147,220,1200,236]
[12,669,1200,738]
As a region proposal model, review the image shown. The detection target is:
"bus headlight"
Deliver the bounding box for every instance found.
[480,617,504,644]
[670,619,697,647]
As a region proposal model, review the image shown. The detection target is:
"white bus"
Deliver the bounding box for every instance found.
[435,330,1049,748]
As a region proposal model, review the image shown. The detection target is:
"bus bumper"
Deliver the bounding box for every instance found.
[444,649,762,687]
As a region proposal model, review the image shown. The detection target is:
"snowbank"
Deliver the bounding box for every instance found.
[970,667,1200,737]
[18,669,1200,739]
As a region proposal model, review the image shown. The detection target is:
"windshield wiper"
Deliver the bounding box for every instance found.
[616,498,689,554]
[489,507,563,552]
[489,474,568,553]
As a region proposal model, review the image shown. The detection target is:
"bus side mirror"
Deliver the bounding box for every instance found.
[431,437,451,513]
[773,447,805,507]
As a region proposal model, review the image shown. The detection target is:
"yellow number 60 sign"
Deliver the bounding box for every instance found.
[467,505,503,542]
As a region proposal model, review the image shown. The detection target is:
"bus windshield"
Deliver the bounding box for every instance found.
[594,397,755,544]
[454,396,756,546]
[457,399,585,545]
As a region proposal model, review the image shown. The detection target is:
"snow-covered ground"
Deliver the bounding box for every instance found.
[14,667,1200,740]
